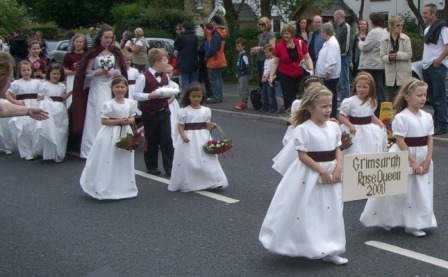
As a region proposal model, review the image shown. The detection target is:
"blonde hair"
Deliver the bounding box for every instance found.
[393,77,428,116]
[289,85,332,126]
[281,24,296,35]
[164,64,173,74]
[388,15,404,30]
[351,71,377,108]
[258,17,272,30]
[134,27,144,38]
[148,48,167,67]
[69,34,87,53]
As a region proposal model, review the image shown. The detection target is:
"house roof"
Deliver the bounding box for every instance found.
[290,2,358,22]
[234,3,257,21]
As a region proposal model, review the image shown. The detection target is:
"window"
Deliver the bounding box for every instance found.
[273,19,281,33]
[195,0,203,9]
[381,12,389,28]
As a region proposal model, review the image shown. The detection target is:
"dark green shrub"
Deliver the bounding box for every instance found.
[22,23,58,39]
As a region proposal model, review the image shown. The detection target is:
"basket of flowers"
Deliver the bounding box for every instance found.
[115,123,145,151]
[203,125,233,155]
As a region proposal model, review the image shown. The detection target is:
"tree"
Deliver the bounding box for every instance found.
[406,0,448,33]
[0,0,27,34]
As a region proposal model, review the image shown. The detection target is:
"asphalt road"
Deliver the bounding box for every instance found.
[1,115,448,276]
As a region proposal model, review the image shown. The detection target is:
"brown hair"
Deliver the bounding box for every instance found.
[46,63,65,82]
[0,52,14,93]
[17,60,33,79]
[263,44,274,52]
[393,77,428,116]
[180,82,205,107]
[235,37,246,46]
[350,71,377,108]
[94,24,114,47]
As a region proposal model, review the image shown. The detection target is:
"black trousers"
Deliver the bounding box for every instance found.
[142,110,174,173]
[278,72,303,110]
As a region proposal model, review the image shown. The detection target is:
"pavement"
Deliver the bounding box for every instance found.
[207,82,448,148]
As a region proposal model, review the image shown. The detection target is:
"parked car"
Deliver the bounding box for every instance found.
[48,40,70,64]
[411,60,448,99]
[44,40,59,62]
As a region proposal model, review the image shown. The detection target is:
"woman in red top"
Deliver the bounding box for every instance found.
[63,34,87,108]
[269,24,313,110]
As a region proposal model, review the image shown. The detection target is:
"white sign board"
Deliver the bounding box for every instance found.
[343,151,410,202]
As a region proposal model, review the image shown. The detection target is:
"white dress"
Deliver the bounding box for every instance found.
[339,96,387,155]
[8,79,41,158]
[0,99,15,153]
[80,99,138,200]
[168,106,228,192]
[260,120,346,258]
[360,108,437,230]
[80,55,116,158]
[272,99,301,176]
[33,81,69,162]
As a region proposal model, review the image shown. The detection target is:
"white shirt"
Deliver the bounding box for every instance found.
[316,36,341,79]
[133,67,161,102]
[263,58,272,77]
[423,25,448,69]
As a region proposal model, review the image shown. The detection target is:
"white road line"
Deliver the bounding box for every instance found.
[365,240,448,269]
[135,170,239,204]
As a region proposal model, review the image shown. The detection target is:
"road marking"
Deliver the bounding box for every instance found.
[365,240,448,269]
[135,170,239,204]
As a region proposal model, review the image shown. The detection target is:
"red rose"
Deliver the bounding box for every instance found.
[73,62,78,70]
[33,61,40,70]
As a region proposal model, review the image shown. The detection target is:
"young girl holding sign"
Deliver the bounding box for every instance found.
[259,86,348,265]
[338,72,387,155]
[360,78,436,237]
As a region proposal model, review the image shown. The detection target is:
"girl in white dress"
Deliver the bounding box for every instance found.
[168,83,228,192]
[80,76,138,200]
[34,63,71,162]
[164,65,180,147]
[123,51,140,101]
[7,60,41,160]
[360,78,436,237]
[338,72,387,155]
[259,86,348,265]
[272,76,322,176]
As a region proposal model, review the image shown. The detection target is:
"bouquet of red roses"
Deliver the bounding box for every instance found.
[203,125,233,155]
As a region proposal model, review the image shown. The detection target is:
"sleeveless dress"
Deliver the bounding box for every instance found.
[80,99,138,200]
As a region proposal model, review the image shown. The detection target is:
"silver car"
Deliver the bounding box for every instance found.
[411,60,448,98]
[48,40,70,64]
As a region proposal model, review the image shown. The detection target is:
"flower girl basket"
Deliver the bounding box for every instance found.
[115,123,145,151]
[202,125,233,157]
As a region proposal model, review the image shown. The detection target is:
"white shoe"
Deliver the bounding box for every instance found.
[405,228,426,237]
[323,255,348,265]
[382,226,392,231]
[5,150,12,155]
[24,156,35,161]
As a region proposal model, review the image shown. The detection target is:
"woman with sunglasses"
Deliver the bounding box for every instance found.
[251,17,276,89]
[380,15,412,102]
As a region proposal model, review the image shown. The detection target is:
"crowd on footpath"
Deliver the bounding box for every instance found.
[0,2,445,268]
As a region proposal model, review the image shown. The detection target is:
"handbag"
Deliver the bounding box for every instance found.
[115,123,145,151]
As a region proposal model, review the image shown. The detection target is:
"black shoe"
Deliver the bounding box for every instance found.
[434,127,447,135]
[165,170,171,177]
[205,98,219,104]
[147,169,161,175]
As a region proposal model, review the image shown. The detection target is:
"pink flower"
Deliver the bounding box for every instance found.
[33,61,41,70]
